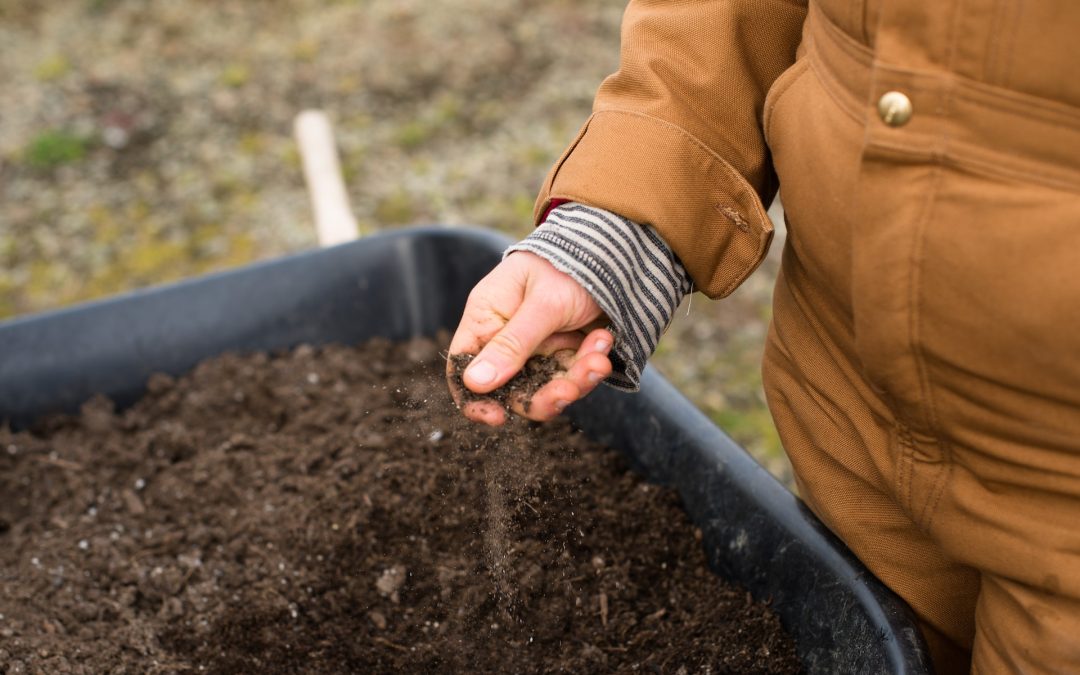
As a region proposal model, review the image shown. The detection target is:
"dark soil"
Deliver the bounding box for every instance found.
[448,352,562,413]
[0,338,801,674]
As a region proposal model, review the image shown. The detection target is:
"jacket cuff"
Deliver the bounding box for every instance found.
[507,203,691,392]
[534,109,774,298]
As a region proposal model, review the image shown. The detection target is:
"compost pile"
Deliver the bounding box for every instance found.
[0,338,800,674]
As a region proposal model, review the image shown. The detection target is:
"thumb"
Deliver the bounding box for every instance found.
[463,296,564,393]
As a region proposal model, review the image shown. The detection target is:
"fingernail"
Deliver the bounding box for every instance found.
[554,399,569,412]
[467,360,497,386]
[587,371,602,384]
[594,340,610,354]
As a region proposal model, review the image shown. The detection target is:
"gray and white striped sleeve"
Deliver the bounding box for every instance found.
[505,202,693,391]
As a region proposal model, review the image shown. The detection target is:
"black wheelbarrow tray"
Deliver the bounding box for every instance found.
[0,226,932,674]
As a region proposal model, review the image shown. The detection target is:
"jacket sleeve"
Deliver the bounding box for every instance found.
[534,0,808,298]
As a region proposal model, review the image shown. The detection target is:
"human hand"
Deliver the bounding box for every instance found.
[447,251,613,425]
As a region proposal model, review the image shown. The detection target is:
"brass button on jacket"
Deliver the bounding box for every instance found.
[877,91,913,127]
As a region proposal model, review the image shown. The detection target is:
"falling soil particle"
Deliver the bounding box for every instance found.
[0,337,801,674]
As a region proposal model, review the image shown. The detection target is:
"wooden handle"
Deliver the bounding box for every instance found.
[294,110,359,247]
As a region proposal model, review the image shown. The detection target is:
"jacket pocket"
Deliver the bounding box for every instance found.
[763,58,811,147]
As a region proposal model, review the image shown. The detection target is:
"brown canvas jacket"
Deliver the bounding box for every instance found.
[533,0,1080,298]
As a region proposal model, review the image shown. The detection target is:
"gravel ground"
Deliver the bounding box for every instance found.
[0,0,791,484]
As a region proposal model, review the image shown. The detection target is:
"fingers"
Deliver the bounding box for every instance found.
[460,295,564,394]
[459,398,509,427]
[446,257,533,358]
[446,291,511,359]
[445,251,610,426]
[566,328,615,398]
[511,328,614,422]
[454,329,614,425]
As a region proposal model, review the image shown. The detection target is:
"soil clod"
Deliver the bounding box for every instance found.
[449,352,562,413]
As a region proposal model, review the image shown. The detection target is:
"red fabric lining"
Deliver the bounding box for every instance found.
[539,198,571,223]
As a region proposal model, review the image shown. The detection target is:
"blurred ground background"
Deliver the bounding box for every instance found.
[0,0,791,485]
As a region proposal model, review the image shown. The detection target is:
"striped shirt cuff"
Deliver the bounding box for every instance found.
[506,203,692,391]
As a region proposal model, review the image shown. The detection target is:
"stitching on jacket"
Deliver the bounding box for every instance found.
[587,109,770,228]
[763,57,811,142]
[536,119,592,224]
[983,0,1007,85]
[813,0,873,66]
[895,422,916,517]
[998,0,1021,89]
[811,0,1080,188]
[550,109,776,232]
[943,0,962,80]
[951,79,1080,126]
[807,55,864,126]
[940,147,1080,194]
[548,109,774,298]
[906,163,953,530]
[868,136,1080,194]
[858,0,871,46]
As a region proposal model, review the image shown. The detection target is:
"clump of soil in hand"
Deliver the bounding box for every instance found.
[448,352,561,413]
[0,338,801,674]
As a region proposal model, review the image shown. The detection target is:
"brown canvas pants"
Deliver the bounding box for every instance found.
[761,7,1080,674]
